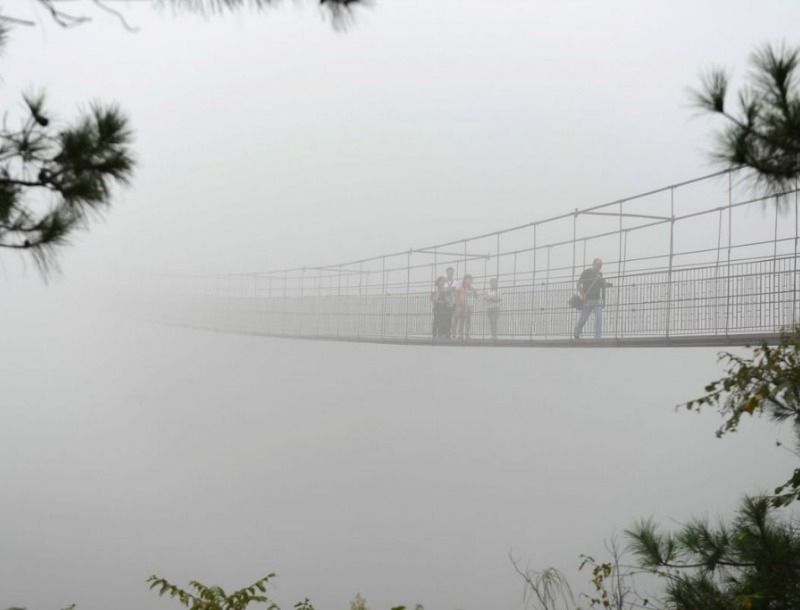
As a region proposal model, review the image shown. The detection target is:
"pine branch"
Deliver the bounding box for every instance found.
[692,43,800,195]
[0,92,135,276]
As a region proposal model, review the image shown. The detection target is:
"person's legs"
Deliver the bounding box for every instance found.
[464,308,473,339]
[487,308,498,339]
[574,301,592,339]
[593,301,603,338]
[444,306,454,338]
[437,305,449,338]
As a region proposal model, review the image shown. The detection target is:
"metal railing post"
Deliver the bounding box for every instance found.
[530,224,537,342]
[725,171,733,336]
[405,250,411,341]
[282,271,287,336]
[298,268,305,336]
[665,188,675,339]
[336,265,342,337]
[381,256,387,340]
[794,178,799,326]
[615,200,624,339]
[317,269,322,337]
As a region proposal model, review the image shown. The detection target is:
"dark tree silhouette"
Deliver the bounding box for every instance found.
[4,1,368,31]
[0,17,135,275]
[691,43,800,196]
[628,496,800,610]
[0,0,367,274]
[157,0,369,30]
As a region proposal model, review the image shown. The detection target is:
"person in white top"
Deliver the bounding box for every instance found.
[444,267,460,337]
[455,274,477,341]
[484,277,502,340]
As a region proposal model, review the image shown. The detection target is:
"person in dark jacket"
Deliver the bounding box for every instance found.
[573,258,610,339]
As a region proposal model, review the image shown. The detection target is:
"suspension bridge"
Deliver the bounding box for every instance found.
[150,167,800,347]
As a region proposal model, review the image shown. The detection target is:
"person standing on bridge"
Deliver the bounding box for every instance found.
[484,277,502,340]
[455,274,477,341]
[431,276,449,340]
[573,258,610,340]
[444,267,459,338]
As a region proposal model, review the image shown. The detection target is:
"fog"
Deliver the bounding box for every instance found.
[2,1,800,609]
[2,287,796,610]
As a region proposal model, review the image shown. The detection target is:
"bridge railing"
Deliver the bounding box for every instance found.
[148,166,800,344]
[157,253,800,343]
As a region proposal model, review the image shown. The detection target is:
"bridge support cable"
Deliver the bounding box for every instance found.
[152,167,800,348]
[773,197,780,331]
[665,188,675,339]
[571,209,577,295]
[726,172,733,338]
[357,262,362,340]
[615,201,624,340]
[404,250,411,342]
[336,265,341,338]
[529,225,537,342]
[714,205,724,336]
[298,268,305,336]
[794,181,799,326]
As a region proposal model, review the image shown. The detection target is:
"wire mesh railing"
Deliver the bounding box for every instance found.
[148,167,800,346]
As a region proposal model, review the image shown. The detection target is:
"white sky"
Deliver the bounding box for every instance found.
[3,0,799,281]
[2,2,800,610]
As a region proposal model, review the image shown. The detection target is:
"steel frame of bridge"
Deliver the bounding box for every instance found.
[158,167,800,348]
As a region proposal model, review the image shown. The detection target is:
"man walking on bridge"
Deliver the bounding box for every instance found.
[573,258,609,340]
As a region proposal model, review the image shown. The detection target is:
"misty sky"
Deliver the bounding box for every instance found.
[2,2,800,610]
[4,0,799,281]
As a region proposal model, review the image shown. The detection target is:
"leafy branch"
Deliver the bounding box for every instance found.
[690,43,800,198]
[684,327,800,506]
[1,1,369,33]
[148,574,280,610]
[0,92,135,274]
[626,496,800,610]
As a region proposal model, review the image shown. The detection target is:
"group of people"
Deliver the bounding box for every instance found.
[429,258,610,342]
[431,267,502,341]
